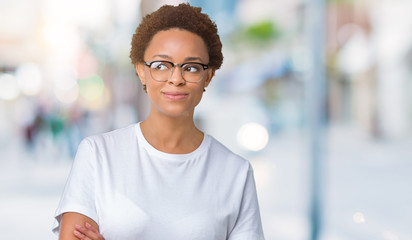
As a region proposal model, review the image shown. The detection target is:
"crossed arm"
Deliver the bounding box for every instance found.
[59,212,105,240]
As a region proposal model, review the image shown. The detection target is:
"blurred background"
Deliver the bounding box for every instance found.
[0,0,411,239]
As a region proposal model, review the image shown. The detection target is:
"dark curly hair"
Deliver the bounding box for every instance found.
[130,3,223,70]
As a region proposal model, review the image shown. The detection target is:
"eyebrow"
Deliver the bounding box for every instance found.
[152,54,172,60]
[184,56,203,62]
[152,54,204,62]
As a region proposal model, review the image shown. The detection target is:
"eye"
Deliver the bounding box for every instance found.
[151,61,170,71]
[183,64,201,73]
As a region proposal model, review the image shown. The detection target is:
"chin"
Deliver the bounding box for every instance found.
[157,106,195,118]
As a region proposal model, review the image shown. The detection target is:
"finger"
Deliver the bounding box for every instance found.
[85,222,105,239]
[85,222,98,233]
[74,224,96,239]
[73,229,91,240]
[75,224,104,240]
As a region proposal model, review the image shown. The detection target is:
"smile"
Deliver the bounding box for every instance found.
[162,91,188,100]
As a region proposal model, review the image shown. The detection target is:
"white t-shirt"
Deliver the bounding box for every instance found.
[53,123,264,240]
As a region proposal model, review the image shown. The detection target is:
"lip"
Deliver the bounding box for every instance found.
[162,91,189,101]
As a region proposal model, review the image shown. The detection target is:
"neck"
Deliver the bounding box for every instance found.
[140,109,203,154]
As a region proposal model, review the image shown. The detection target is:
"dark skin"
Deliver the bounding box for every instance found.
[59,212,104,240]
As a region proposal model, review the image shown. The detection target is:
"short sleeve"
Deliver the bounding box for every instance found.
[52,138,98,235]
[228,164,265,240]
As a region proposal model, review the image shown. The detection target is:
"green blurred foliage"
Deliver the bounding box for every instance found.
[245,21,280,41]
[228,20,281,49]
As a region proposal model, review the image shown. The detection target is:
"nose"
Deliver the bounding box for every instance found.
[168,67,185,86]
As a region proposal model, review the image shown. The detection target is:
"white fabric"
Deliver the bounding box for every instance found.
[53,123,265,240]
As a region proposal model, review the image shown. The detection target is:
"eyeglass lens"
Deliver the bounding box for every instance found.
[149,61,205,83]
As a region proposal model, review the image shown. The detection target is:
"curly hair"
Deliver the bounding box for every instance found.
[130,3,223,70]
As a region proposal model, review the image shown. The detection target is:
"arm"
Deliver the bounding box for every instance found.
[59,212,104,240]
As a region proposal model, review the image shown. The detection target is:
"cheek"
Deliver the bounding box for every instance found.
[191,88,205,104]
[146,79,161,90]
[147,89,158,101]
[145,82,160,100]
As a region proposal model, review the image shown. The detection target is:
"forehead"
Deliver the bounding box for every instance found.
[144,28,209,62]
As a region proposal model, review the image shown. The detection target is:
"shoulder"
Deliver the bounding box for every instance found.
[82,124,137,150]
[207,136,251,172]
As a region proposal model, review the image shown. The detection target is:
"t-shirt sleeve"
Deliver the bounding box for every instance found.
[228,163,265,240]
[52,138,98,235]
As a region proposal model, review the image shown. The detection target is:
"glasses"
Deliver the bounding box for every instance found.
[144,60,209,83]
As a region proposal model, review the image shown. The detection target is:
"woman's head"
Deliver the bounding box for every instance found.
[135,28,212,117]
[130,3,223,70]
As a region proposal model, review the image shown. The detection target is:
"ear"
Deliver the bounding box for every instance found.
[204,69,215,88]
[135,63,146,86]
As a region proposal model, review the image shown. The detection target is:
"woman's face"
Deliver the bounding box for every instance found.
[136,28,213,118]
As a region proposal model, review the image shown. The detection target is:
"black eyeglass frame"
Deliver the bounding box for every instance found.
[144,60,209,83]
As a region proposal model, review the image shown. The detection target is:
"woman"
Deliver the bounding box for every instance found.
[53,3,264,240]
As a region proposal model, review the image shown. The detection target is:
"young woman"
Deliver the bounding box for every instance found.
[53,3,264,240]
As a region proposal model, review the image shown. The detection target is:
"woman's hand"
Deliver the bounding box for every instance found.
[73,222,105,240]
[59,212,101,240]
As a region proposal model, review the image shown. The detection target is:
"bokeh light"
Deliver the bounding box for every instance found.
[78,74,109,110]
[0,73,20,100]
[16,63,43,96]
[353,212,366,224]
[237,122,269,151]
[79,74,104,101]
[51,66,78,91]
[54,83,79,104]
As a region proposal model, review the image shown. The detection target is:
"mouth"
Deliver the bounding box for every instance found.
[162,91,189,101]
